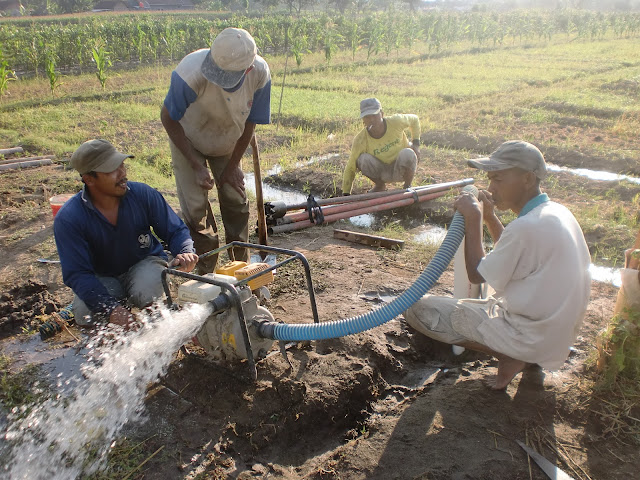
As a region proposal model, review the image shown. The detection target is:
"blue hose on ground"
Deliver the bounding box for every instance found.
[259,187,474,341]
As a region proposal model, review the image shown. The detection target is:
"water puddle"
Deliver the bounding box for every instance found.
[245,154,374,228]
[347,214,375,228]
[547,163,640,184]
[410,225,448,245]
[2,302,211,480]
[589,264,622,287]
[0,335,85,385]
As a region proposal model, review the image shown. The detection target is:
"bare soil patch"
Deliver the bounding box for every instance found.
[0,153,636,479]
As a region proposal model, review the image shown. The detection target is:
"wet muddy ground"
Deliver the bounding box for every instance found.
[0,136,637,479]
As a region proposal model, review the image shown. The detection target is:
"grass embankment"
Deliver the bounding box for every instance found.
[0,35,638,265]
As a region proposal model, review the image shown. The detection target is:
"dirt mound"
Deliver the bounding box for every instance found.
[534,101,624,120]
[422,130,505,155]
[422,129,640,175]
[0,280,62,338]
[267,167,341,198]
[600,79,639,97]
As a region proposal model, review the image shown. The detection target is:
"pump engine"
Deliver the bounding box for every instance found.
[177,267,275,362]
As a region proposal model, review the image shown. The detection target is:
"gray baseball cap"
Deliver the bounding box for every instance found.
[360,97,381,118]
[467,140,547,179]
[70,139,133,175]
[201,27,257,89]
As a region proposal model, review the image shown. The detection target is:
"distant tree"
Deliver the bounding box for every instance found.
[255,0,279,10]
[326,0,351,14]
[614,0,632,10]
[27,0,92,13]
[400,0,420,11]
[56,0,93,12]
[284,0,316,15]
[22,0,58,15]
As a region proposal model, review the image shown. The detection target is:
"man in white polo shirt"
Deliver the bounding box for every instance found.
[405,140,591,389]
[161,27,271,272]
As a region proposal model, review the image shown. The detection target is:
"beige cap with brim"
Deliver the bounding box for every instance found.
[467,140,547,179]
[201,27,257,89]
[70,139,133,175]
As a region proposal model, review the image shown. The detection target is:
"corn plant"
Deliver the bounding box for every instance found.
[0,58,17,100]
[134,25,147,64]
[92,45,111,90]
[341,20,360,61]
[364,18,384,61]
[290,24,309,67]
[384,17,400,57]
[45,51,62,97]
[322,23,342,65]
[27,36,44,77]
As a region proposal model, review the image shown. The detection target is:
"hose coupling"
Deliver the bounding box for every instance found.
[256,320,276,339]
[208,293,232,315]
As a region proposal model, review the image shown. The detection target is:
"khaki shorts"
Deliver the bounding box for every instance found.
[404,295,495,346]
[356,148,417,184]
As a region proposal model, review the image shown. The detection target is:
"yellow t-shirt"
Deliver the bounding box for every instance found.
[342,114,420,194]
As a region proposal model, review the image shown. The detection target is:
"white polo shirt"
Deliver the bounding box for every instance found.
[477,200,591,370]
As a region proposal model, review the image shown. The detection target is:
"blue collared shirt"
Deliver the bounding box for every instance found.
[53,181,194,315]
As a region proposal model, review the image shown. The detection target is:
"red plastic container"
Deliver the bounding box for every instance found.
[49,194,74,218]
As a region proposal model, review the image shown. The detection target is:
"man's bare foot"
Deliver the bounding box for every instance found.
[368,183,386,193]
[486,356,528,390]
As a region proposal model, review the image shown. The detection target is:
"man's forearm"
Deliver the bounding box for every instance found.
[464,213,487,284]
[161,105,202,171]
[225,120,256,172]
[484,214,504,243]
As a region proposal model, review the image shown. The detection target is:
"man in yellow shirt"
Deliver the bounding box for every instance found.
[342,98,421,195]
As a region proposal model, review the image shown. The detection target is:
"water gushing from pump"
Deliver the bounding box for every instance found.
[3,302,212,480]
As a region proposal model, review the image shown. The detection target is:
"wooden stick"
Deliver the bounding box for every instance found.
[0,146,23,155]
[0,159,53,171]
[251,134,268,247]
[333,229,404,250]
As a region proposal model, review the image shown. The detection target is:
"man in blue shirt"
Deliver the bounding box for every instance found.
[161,27,271,272]
[54,139,199,328]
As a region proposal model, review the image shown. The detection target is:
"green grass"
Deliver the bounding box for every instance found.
[0,33,638,266]
[0,356,49,412]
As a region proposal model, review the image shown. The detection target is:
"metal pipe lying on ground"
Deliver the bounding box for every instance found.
[289,178,472,210]
[280,180,471,225]
[269,190,449,233]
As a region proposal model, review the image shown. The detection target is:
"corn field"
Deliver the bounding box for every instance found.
[0,10,639,77]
